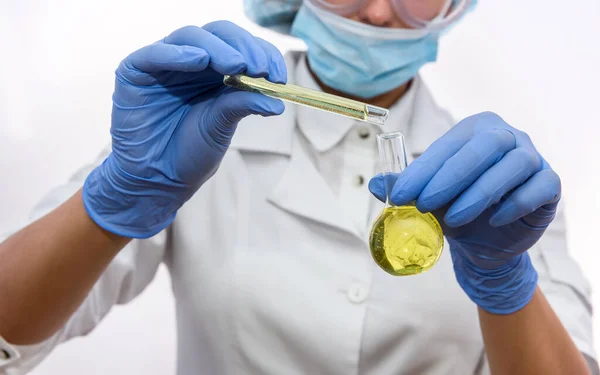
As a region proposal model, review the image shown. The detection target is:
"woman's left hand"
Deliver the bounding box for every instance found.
[369,111,561,314]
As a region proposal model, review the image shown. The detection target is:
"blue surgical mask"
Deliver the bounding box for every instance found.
[290,1,440,99]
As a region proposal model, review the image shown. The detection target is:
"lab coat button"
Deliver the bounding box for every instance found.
[358,127,371,139]
[347,283,369,304]
[354,175,365,186]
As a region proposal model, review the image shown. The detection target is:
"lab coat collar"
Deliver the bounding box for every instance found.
[266,133,364,238]
[294,57,354,152]
[408,77,455,158]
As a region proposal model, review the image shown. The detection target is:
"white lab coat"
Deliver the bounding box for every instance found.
[0,51,597,375]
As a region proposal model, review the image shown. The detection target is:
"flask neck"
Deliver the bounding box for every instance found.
[377,132,408,207]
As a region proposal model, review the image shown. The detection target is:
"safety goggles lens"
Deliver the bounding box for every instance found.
[309,0,470,29]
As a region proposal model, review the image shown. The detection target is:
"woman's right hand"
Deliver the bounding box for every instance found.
[83,22,287,239]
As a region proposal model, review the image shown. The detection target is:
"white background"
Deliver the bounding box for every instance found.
[1,0,599,373]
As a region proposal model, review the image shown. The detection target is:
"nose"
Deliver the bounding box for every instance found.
[356,0,402,28]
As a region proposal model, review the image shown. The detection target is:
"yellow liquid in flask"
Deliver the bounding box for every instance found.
[369,205,444,276]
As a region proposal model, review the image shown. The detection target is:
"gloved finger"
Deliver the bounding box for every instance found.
[215,90,285,120]
[489,168,561,227]
[164,25,247,76]
[118,43,210,85]
[200,90,285,151]
[368,173,400,203]
[254,37,287,84]
[368,174,387,202]
[444,147,542,227]
[203,21,272,80]
[388,125,472,207]
[412,128,516,213]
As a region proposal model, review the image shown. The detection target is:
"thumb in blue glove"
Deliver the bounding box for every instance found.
[83,22,286,238]
[369,112,561,314]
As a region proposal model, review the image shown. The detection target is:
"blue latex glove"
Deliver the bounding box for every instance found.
[369,112,561,314]
[83,22,286,238]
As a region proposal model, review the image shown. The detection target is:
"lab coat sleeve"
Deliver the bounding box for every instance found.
[0,146,167,375]
[475,201,599,375]
[533,202,598,368]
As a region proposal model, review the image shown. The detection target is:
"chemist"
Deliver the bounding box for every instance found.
[0,0,596,374]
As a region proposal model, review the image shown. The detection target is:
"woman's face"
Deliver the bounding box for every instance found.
[342,0,450,29]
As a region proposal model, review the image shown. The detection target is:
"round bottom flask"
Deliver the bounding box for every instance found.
[369,132,444,276]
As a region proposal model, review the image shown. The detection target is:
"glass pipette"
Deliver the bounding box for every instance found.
[223,74,389,126]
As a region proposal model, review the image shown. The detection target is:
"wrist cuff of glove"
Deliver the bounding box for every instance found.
[82,156,178,239]
[452,251,538,315]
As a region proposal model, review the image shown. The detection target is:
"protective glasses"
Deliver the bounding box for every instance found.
[307,0,473,30]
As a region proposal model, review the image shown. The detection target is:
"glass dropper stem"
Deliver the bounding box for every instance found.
[223,74,390,126]
[377,131,409,207]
